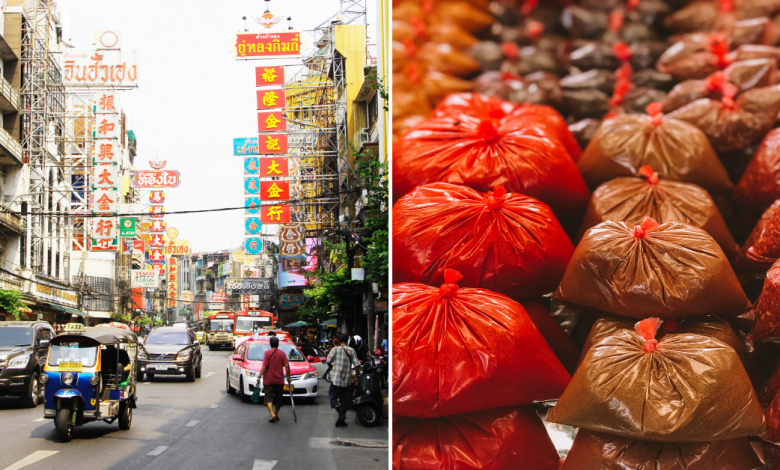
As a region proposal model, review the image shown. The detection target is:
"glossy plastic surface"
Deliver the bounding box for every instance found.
[733,128,780,208]
[748,258,780,340]
[736,200,780,273]
[393,183,574,301]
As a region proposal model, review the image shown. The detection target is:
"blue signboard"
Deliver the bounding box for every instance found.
[245,197,261,214]
[244,156,259,175]
[244,177,260,194]
[233,138,259,156]
[245,237,263,255]
[245,217,262,235]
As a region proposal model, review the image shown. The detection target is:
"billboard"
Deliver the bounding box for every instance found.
[278,238,319,288]
[63,49,138,88]
[131,269,159,288]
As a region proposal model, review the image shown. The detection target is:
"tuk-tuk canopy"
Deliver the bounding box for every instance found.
[53,326,138,345]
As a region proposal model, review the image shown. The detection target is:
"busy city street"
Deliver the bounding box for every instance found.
[0,349,388,470]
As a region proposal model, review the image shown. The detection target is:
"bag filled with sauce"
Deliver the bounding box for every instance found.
[547,317,766,441]
[734,129,780,208]
[735,200,780,274]
[393,183,574,301]
[577,104,733,195]
[394,95,590,218]
[656,33,730,81]
[748,259,780,341]
[393,406,560,470]
[579,166,738,258]
[393,272,571,418]
[522,300,580,375]
[667,84,780,153]
[554,218,751,319]
[562,429,762,470]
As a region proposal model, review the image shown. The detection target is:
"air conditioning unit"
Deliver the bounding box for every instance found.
[359,128,370,142]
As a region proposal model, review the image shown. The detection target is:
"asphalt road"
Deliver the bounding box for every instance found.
[0,350,388,470]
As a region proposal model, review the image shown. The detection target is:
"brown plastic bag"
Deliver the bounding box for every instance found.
[577,111,734,195]
[734,129,780,208]
[656,34,727,81]
[736,200,780,274]
[547,317,766,442]
[562,429,762,470]
[579,314,765,396]
[748,259,780,340]
[554,218,751,319]
[667,85,780,152]
[579,168,738,258]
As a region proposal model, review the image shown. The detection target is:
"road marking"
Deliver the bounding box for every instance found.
[185,420,199,427]
[142,382,150,385]
[252,460,278,470]
[32,418,46,422]
[204,372,215,377]
[147,446,169,456]
[209,404,219,409]
[3,451,59,470]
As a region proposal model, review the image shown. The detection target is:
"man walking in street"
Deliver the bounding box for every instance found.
[257,336,291,423]
[326,333,360,427]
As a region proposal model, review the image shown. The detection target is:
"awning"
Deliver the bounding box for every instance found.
[320,318,338,327]
[285,321,310,328]
[87,312,111,319]
[49,304,88,317]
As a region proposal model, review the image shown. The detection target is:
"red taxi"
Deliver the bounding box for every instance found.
[226,337,319,404]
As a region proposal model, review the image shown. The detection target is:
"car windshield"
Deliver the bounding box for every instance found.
[300,347,319,357]
[48,342,98,367]
[0,328,32,348]
[246,343,306,362]
[235,317,271,333]
[209,320,233,332]
[145,331,189,345]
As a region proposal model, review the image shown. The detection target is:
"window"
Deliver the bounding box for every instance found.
[145,331,189,345]
[48,342,98,367]
[246,343,306,362]
[0,328,32,348]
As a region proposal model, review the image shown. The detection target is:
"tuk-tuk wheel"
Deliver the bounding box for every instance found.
[55,408,72,442]
[119,402,132,430]
[356,404,381,427]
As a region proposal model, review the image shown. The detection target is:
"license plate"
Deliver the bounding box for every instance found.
[155,365,169,370]
[283,384,293,391]
[59,362,82,372]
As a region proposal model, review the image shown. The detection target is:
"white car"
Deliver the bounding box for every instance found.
[226,338,319,404]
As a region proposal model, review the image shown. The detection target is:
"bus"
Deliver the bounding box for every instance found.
[233,309,279,337]
[204,312,236,351]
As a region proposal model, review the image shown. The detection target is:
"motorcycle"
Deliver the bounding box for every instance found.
[353,363,387,427]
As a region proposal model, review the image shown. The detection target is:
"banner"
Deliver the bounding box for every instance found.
[131,269,159,288]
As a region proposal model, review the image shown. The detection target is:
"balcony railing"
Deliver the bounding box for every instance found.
[0,75,19,113]
[0,275,21,292]
[0,125,22,166]
[0,203,22,234]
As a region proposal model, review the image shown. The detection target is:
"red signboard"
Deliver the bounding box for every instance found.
[149,248,165,262]
[255,66,286,85]
[257,157,288,177]
[257,88,286,109]
[150,190,165,204]
[257,111,287,132]
[150,205,165,218]
[133,170,181,188]
[260,204,291,224]
[133,240,145,252]
[260,180,290,201]
[258,134,288,154]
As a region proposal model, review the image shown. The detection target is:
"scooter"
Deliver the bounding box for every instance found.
[353,364,387,427]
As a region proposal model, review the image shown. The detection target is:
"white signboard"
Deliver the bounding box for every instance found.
[92,139,119,164]
[92,164,118,189]
[93,92,119,114]
[63,49,139,88]
[94,113,120,139]
[91,217,118,239]
[90,189,118,215]
[131,269,159,288]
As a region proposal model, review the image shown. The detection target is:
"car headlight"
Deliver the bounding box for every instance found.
[304,372,317,380]
[246,370,258,377]
[62,373,74,386]
[40,374,48,383]
[176,351,191,361]
[8,355,29,369]
[89,375,99,386]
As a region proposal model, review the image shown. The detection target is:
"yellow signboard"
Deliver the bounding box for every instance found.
[59,362,83,372]
[164,239,189,255]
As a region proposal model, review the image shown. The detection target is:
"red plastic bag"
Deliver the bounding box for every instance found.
[579,167,738,258]
[393,272,571,418]
[734,129,780,208]
[667,85,780,152]
[393,183,574,301]
[547,317,767,441]
[394,96,590,218]
[393,406,560,470]
[554,218,751,319]
[522,300,580,375]
[748,259,780,340]
[735,200,780,274]
[562,429,762,470]
[577,109,734,195]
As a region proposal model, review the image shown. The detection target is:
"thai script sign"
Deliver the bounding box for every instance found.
[234,137,260,156]
[256,66,285,85]
[63,50,138,88]
[132,170,181,188]
[131,269,159,288]
[232,32,302,59]
[35,282,79,307]
[164,239,190,255]
[225,277,273,294]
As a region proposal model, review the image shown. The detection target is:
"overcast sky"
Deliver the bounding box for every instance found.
[57,0,377,254]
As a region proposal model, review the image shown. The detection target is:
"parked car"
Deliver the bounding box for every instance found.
[299,345,328,377]
[226,338,318,404]
[137,327,202,381]
[0,321,55,407]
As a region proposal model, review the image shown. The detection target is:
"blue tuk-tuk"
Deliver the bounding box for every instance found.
[41,323,139,442]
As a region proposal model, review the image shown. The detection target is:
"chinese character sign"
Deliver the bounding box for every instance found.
[92,140,119,164]
[244,157,259,175]
[260,181,290,201]
[168,257,178,308]
[257,111,287,132]
[91,217,118,239]
[258,157,289,177]
[256,88,286,109]
[255,65,285,85]
[260,205,290,224]
[92,165,119,189]
[94,92,118,113]
[150,233,165,247]
[259,134,288,154]
[150,205,165,218]
[245,197,261,214]
[244,177,260,195]
[94,114,119,139]
[150,190,165,204]
[245,217,262,235]
[149,219,167,233]
[91,190,118,214]
[245,237,263,255]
